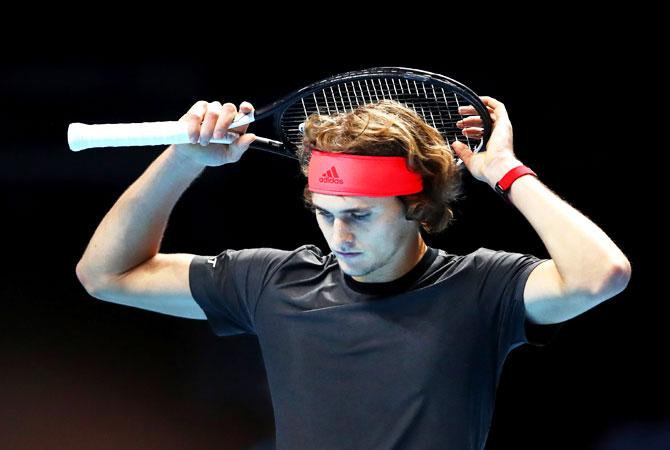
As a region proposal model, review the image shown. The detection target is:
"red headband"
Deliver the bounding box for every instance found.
[307,149,423,197]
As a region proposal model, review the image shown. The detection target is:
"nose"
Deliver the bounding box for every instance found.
[331,218,355,251]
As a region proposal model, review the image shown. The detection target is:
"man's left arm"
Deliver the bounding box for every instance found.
[452,96,632,325]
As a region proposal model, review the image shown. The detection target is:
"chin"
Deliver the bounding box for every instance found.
[339,263,361,275]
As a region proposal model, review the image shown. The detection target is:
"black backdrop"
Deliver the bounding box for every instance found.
[1,27,662,450]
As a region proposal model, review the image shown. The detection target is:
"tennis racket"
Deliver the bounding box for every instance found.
[67,67,492,165]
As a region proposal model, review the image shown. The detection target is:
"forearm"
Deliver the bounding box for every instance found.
[76,145,206,284]
[507,173,631,291]
[454,95,630,292]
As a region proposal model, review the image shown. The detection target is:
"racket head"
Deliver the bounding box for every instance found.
[251,67,491,163]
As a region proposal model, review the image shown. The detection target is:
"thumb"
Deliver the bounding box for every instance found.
[234,133,257,153]
[226,133,256,162]
[451,140,473,166]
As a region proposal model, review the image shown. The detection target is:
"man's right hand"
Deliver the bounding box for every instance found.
[174,100,257,167]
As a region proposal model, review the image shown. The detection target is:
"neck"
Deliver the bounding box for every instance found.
[415,235,428,265]
[352,232,428,283]
[403,232,428,274]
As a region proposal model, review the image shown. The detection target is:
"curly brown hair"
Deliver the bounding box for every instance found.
[297,99,463,234]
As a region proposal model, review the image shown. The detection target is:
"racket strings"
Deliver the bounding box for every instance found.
[281,77,477,151]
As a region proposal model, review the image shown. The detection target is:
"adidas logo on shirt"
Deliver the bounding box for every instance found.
[319,166,344,185]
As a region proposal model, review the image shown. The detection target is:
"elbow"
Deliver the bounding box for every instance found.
[76,261,95,293]
[590,258,632,299]
[610,258,632,292]
[75,261,105,296]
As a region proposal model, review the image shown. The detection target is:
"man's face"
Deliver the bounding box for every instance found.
[311,193,423,283]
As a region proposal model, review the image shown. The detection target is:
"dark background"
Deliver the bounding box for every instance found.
[1,23,662,450]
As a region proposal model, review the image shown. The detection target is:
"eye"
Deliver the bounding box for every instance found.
[314,210,369,221]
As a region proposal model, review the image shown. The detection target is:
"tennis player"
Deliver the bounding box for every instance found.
[76,97,631,450]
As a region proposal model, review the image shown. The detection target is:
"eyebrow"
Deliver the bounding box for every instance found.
[311,205,373,213]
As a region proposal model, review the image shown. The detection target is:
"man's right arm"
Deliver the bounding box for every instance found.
[75,100,256,319]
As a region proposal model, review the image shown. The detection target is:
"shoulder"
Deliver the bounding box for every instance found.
[447,247,546,298]
[444,247,541,271]
[225,244,334,273]
[190,245,323,279]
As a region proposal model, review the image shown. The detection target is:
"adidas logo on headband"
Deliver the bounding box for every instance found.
[318,166,344,185]
[308,149,423,196]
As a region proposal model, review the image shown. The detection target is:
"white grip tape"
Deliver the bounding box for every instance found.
[68,112,255,151]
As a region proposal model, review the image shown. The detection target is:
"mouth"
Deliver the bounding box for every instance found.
[335,251,362,258]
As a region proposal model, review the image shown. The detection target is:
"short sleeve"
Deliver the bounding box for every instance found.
[189,247,291,336]
[474,248,563,351]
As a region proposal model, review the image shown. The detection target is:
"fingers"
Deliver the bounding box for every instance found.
[458,105,477,115]
[181,100,208,144]
[212,101,255,141]
[456,96,509,139]
[207,102,236,143]
[461,128,484,139]
[457,105,494,122]
[231,101,255,134]
[179,100,255,146]
[457,116,482,128]
[200,101,224,145]
[456,106,486,137]
[456,116,484,139]
[458,97,507,119]
[180,100,228,145]
[479,96,508,119]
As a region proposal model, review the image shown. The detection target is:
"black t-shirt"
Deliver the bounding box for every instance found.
[189,244,563,450]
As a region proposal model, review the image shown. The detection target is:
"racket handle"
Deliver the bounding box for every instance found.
[68,112,256,151]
